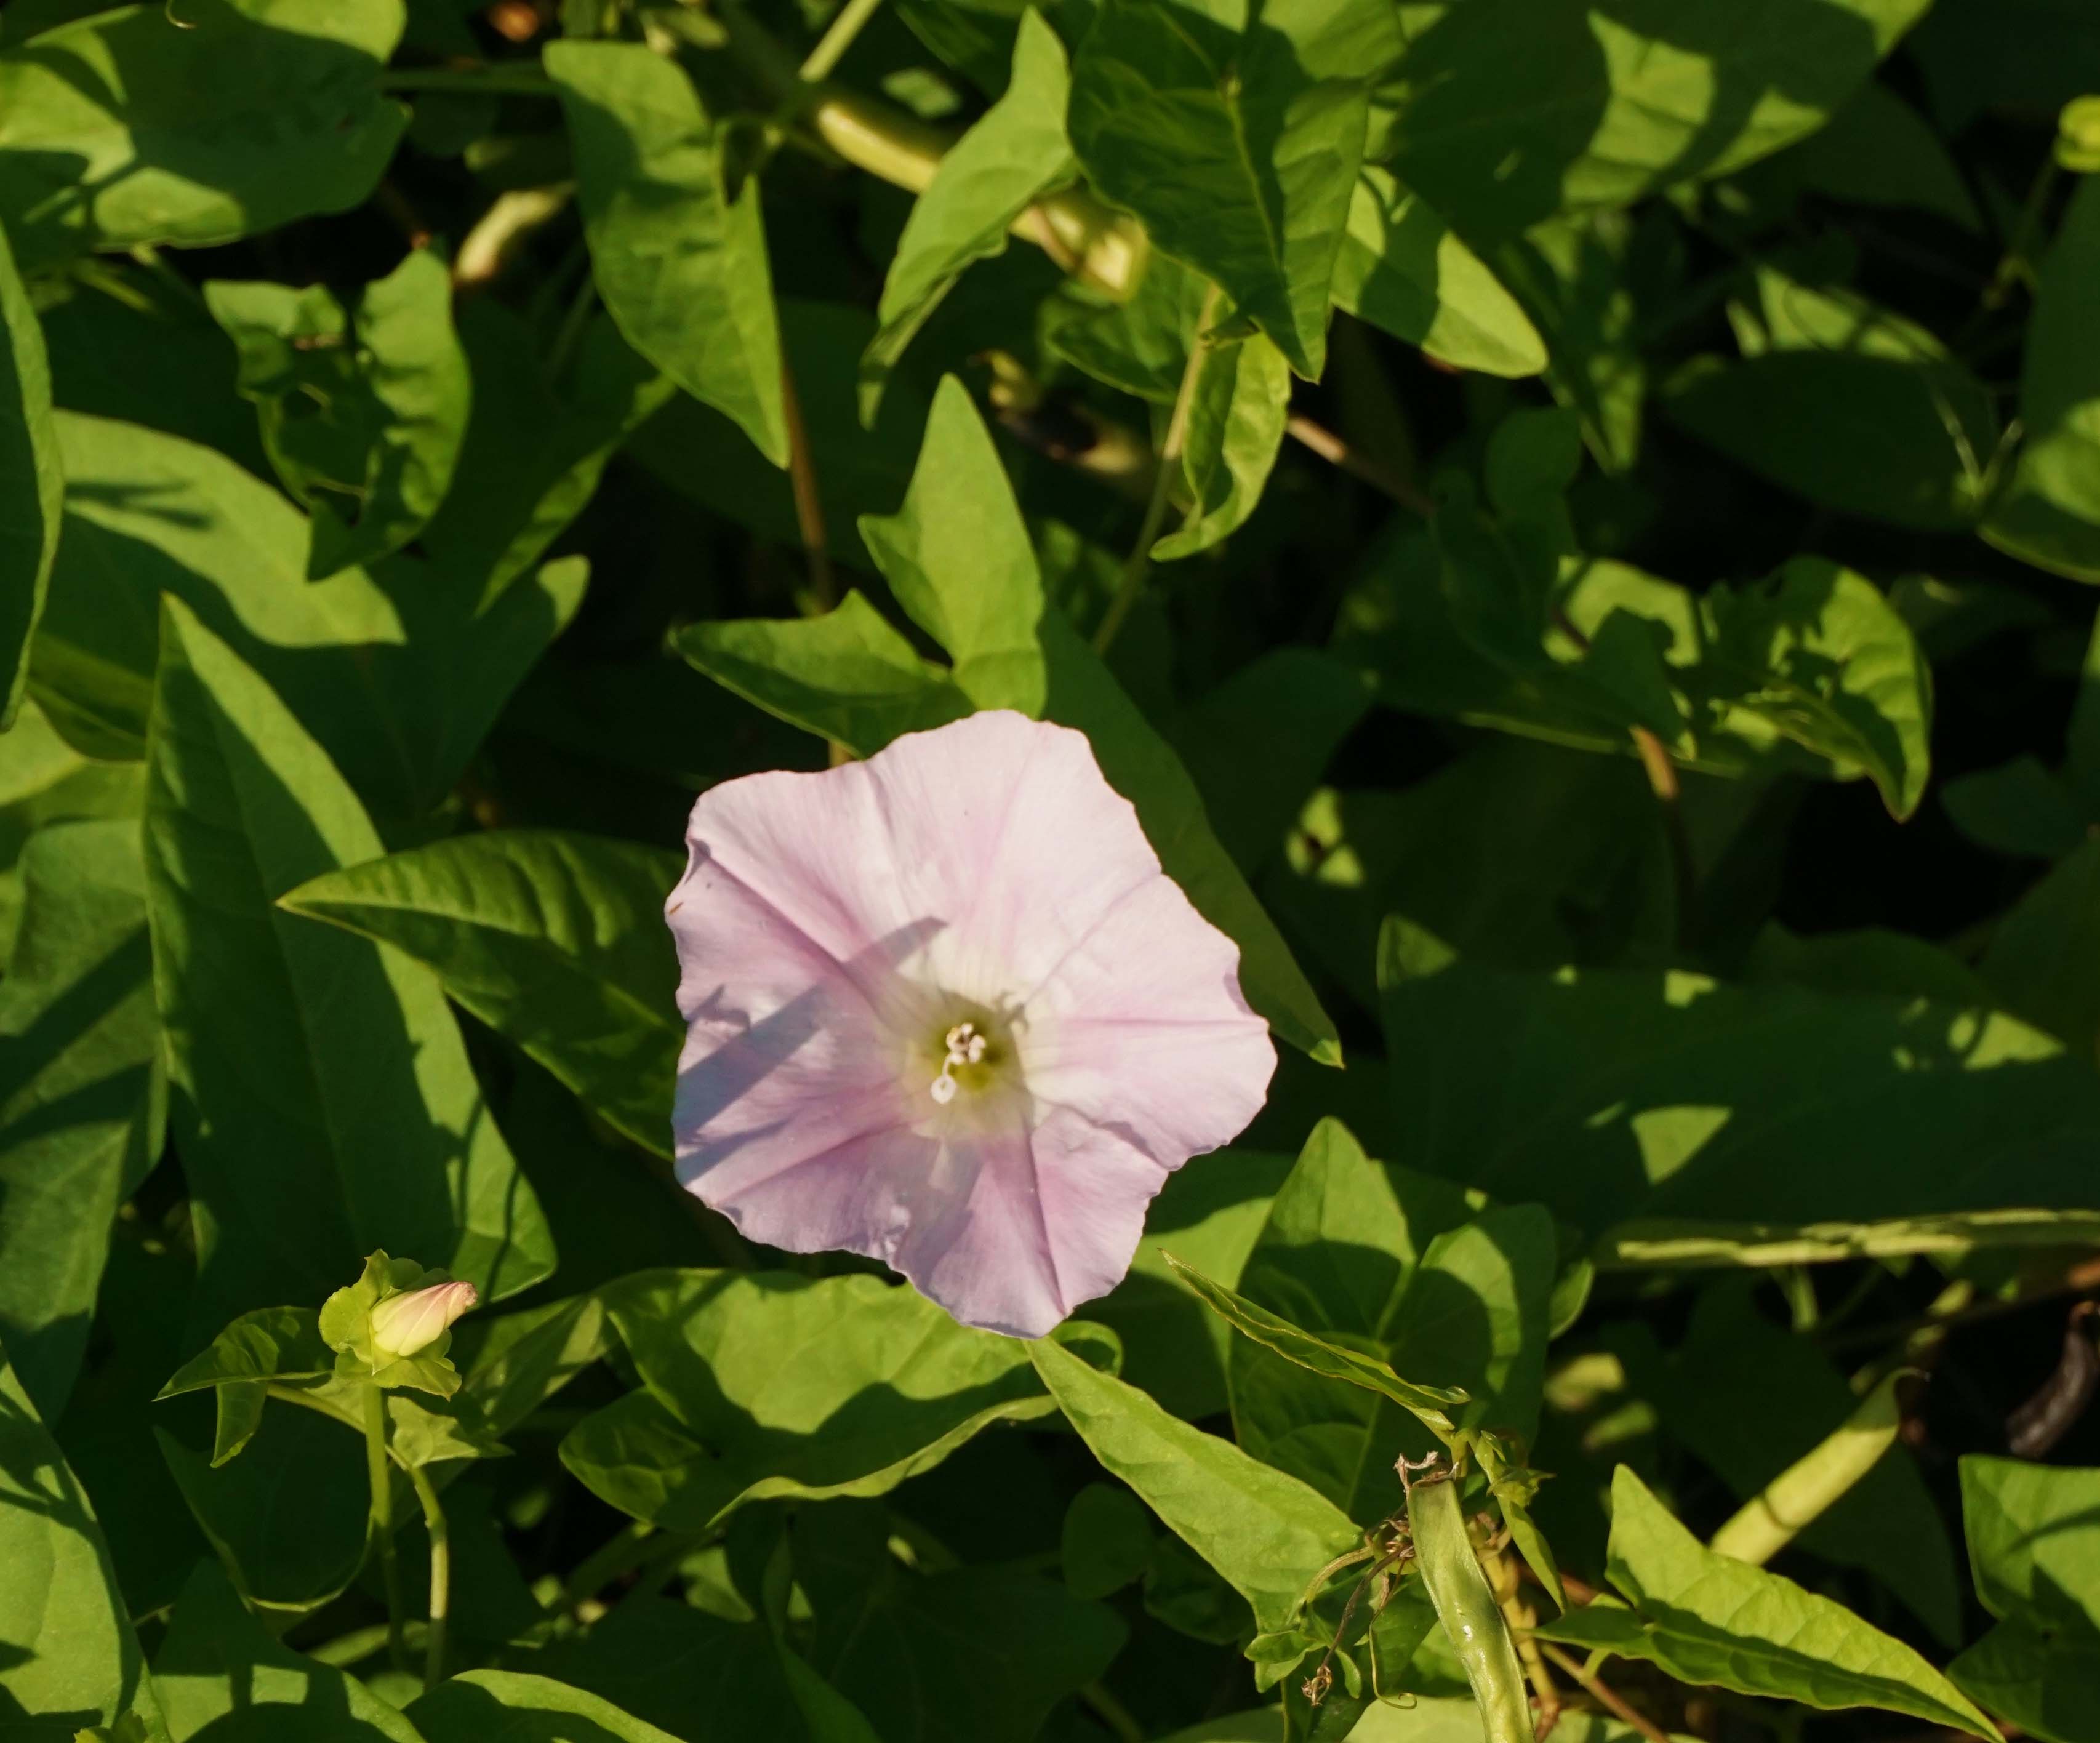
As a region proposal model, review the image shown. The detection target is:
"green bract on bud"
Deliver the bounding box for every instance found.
[2059,95,2100,173]
[319,1250,476,1397]
[369,1279,479,1360]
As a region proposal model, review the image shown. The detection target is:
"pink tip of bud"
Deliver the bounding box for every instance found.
[369,1279,479,1360]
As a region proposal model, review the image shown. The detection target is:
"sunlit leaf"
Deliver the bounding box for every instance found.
[548,39,788,466]
[0,0,407,270]
[1536,1467,1997,1737]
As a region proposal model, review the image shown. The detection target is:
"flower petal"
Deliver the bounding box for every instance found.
[703,1100,1168,1339]
[1020,877,1276,1164]
[678,711,1162,1010]
[666,843,928,1184]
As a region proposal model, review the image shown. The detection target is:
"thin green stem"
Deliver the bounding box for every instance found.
[1987,157,2062,310]
[361,1384,407,1675]
[380,67,557,96]
[404,1463,450,1689]
[545,271,599,383]
[799,0,887,83]
[1092,284,1220,656]
[1080,1681,1146,1743]
[127,245,207,312]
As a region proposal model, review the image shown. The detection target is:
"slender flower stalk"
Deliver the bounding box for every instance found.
[361,1384,406,1673]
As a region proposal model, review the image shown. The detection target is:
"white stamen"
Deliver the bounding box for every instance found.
[931,1020,986,1103]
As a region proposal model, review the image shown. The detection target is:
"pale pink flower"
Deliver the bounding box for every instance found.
[369,1279,478,1359]
[663,710,1276,1337]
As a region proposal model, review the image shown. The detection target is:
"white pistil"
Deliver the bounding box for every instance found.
[931,1021,988,1103]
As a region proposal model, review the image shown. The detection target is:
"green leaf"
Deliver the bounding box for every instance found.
[1090,1146,1292,1420]
[548,39,788,467]
[0,0,408,271]
[32,412,585,819]
[566,1271,1098,1530]
[1391,1207,1558,1443]
[1028,1331,1360,1635]
[0,820,161,1420]
[153,1559,420,1740]
[409,1670,681,1743]
[1168,649,1374,875]
[1429,470,1697,758]
[279,830,683,1156]
[1951,1625,2100,1743]
[1377,926,2100,1233]
[0,216,59,731]
[156,1306,332,1465]
[1068,0,1397,377]
[860,10,1075,421]
[1152,329,1291,561]
[1960,1456,2100,1648]
[1329,170,1547,378]
[1979,836,2100,1060]
[631,300,933,568]
[1063,1482,1156,1598]
[0,1340,167,1739]
[1950,1457,2100,1743]
[792,1501,1127,1743]
[675,590,974,757]
[1640,1281,1962,1643]
[1490,212,1654,474]
[1334,524,1930,804]
[1984,177,2100,582]
[533,1595,858,1743]
[858,377,1048,712]
[145,598,553,1331]
[1942,756,2090,861]
[1693,558,1933,819]
[1776,81,1981,231]
[205,249,472,580]
[1263,742,1673,1014]
[1665,274,1996,532]
[454,1295,608,1443]
[419,308,671,610]
[1351,1702,1693,1743]
[153,1403,372,1614]
[1381,0,1931,241]
[1225,1118,1481,1517]
[1535,1467,1998,1739]
[1168,1251,1467,1442]
[1050,252,1212,403]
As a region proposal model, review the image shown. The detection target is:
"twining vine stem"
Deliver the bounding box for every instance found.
[1536,1643,1672,1743]
[1092,284,1221,656]
[798,0,886,83]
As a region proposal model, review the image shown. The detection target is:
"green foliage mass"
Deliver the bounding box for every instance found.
[2,2,2099,1742]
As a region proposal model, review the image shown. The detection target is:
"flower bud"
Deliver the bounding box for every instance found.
[2060,96,2100,174]
[368,1279,478,1360]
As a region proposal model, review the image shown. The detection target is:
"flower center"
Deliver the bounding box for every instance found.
[930,1020,990,1104]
